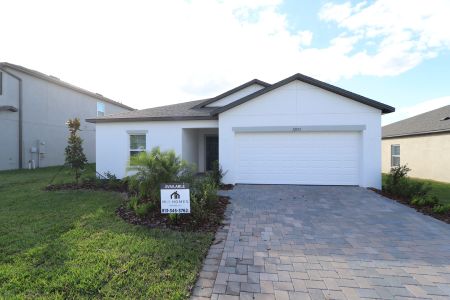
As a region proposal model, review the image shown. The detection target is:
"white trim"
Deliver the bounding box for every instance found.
[232,125,366,133]
[391,144,400,167]
[126,130,149,134]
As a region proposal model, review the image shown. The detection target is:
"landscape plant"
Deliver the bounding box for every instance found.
[432,203,450,214]
[128,147,195,203]
[208,160,227,186]
[383,165,431,199]
[382,165,450,215]
[126,147,222,227]
[64,118,87,184]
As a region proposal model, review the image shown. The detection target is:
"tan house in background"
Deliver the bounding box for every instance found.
[382,105,450,183]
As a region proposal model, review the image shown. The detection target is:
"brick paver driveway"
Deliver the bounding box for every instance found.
[192,185,450,300]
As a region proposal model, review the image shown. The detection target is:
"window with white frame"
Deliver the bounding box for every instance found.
[391,144,400,167]
[129,134,146,159]
[97,102,105,116]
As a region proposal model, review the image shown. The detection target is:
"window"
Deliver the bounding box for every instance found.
[0,72,3,95]
[97,102,105,116]
[129,134,146,159]
[391,144,400,167]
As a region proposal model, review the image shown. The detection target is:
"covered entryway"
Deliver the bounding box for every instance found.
[182,128,218,173]
[234,130,361,185]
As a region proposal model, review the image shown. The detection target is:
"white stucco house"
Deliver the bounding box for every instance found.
[87,74,395,188]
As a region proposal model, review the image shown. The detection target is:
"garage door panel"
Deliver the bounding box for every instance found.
[235,131,360,185]
[239,160,358,169]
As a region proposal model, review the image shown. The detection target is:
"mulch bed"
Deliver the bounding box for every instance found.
[45,181,127,193]
[369,188,450,224]
[46,181,231,231]
[116,196,230,232]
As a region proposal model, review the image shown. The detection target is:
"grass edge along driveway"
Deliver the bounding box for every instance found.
[0,166,213,299]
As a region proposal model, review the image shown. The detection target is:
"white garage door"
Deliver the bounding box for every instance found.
[235,131,361,185]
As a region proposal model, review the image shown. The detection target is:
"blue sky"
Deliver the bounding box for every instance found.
[279,0,450,123]
[1,0,449,124]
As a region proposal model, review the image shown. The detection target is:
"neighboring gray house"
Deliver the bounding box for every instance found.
[382,105,450,182]
[0,62,134,170]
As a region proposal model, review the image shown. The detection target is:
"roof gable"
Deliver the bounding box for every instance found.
[210,73,395,116]
[194,79,270,108]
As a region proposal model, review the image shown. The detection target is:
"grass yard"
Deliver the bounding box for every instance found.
[382,174,450,205]
[0,166,213,299]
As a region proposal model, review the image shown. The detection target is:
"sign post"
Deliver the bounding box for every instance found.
[160,183,190,214]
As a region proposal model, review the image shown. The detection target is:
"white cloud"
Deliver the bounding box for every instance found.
[0,0,449,110]
[0,0,317,108]
[319,0,450,77]
[382,96,450,125]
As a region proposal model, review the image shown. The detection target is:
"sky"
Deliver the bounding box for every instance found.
[1,0,450,125]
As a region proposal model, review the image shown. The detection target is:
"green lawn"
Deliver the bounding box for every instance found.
[382,174,450,204]
[0,166,212,299]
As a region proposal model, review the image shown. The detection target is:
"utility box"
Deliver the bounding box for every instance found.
[38,140,46,154]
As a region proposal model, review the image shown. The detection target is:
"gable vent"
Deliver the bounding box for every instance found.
[440,116,450,121]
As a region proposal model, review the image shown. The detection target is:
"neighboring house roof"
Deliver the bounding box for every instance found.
[382,105,450,138]
[192,79,270,108]
[210,73,395,115]
[87,73,395,123]
[87,99,217,123]
[0,62,134,111]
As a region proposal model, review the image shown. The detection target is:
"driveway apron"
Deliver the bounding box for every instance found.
[192,185,450,300]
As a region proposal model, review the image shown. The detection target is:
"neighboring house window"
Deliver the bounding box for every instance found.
[97,102,105,116]
[391,144,400,167]
[129,134,146,159]
[0,72,3,95]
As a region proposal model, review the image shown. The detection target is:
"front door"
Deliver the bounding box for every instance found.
[205,136,219,171]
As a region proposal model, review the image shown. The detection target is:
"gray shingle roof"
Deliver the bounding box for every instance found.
[382,105,450,138]
[87,73,395,123]
[211,73,395,115]
[87,99,217,123]
[0,62,134,111]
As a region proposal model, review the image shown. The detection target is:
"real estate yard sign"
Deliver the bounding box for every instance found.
[160,183,190,214]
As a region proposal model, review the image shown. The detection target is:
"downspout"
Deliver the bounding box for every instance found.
[0,67,23,169]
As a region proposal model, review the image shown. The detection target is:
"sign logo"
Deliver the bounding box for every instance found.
[160,183,190,214]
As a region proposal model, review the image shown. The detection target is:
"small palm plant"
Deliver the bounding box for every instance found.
[128,147,194,202]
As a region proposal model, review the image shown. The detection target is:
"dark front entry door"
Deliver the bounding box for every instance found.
[205,136,219,171]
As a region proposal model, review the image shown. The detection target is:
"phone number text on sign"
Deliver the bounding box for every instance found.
[160,183,190,214]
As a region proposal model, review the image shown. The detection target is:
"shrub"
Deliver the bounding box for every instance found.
[189,176,219,223]
[383,165,431,199]
[168,213,178,224]
[432,204,450,214]
[135,203,153,217]
[128,147,194,203]
[101,171,126,190]
[207,161,227,186]
[411,195,439,207]
[127,196,139,211]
